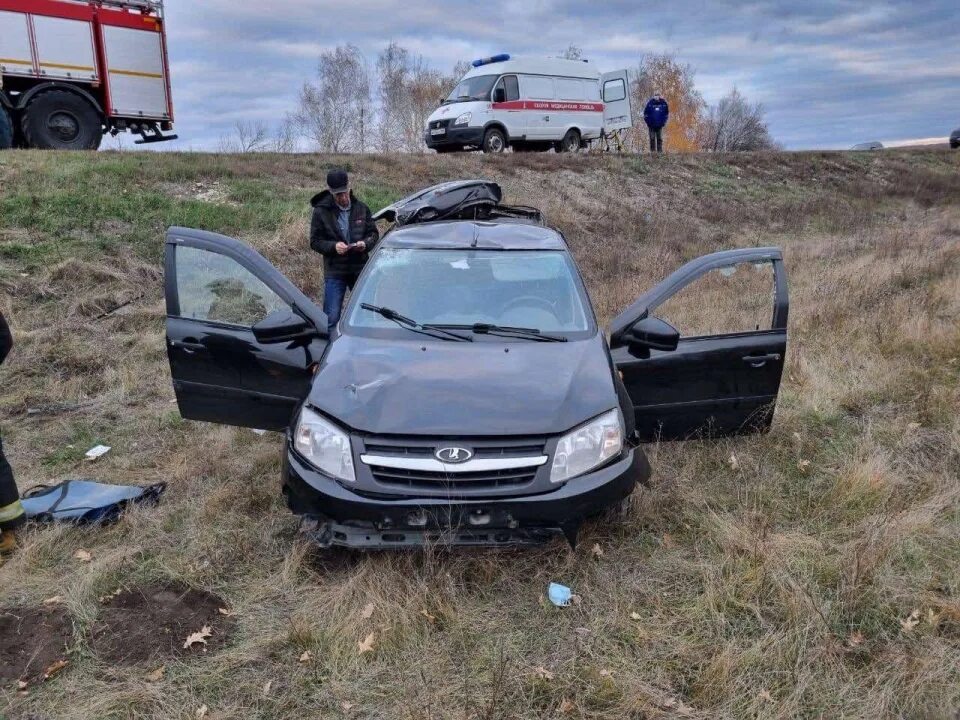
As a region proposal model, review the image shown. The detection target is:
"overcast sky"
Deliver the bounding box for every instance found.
[158,0,959,151]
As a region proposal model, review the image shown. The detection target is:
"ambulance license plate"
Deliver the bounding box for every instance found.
[430,128,446,136]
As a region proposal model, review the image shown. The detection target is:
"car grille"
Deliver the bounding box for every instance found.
[429,119,452,131]
[366,464,537,491]
[358,437,549,496]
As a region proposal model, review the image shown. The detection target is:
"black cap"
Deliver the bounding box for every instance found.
[326,169,349,194]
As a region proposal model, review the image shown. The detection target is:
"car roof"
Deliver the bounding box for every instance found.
[380,220,568,251]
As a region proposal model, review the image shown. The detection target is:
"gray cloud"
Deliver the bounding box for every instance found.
[159,0,959,150]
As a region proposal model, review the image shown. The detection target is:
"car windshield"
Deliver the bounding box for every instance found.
[443,75,498,104]
[345,249,592,335]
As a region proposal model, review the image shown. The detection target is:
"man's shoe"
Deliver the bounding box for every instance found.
[0,530,18,554]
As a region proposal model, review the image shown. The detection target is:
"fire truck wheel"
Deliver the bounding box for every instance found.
[22,90,102,150]
[0,105,13,150]
[481,127,506,154]
[557,129,581,153]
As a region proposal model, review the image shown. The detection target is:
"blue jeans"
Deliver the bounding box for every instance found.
[323,276,356,326]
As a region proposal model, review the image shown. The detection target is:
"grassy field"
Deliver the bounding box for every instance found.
[0,148,958,719]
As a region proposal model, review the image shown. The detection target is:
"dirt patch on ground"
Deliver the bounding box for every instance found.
[90,584,232,665]
[0,605,73,685]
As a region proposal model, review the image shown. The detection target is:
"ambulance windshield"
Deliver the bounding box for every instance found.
[443,75,499,105]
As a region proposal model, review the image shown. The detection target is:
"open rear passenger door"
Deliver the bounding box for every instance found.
[164,227,328,431]
[609,248,788,441]
[601,69,632,132]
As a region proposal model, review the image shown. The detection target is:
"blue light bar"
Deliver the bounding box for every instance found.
[471,53,511,67]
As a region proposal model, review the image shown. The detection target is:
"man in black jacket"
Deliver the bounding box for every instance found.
[309,169,379,326]
[0,310,24,554]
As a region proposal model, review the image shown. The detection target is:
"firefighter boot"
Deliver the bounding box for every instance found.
[0,529,18,555]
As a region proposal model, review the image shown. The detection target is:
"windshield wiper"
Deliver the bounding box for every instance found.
[360,304,473,342]
[427,323,568,342]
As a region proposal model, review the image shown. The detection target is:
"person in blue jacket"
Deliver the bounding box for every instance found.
[643,94,670,153]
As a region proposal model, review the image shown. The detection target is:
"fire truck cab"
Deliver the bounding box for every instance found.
[0,0,175,150]
[424,54,632,154]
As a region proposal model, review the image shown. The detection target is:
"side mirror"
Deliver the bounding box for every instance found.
[253,309,317,344]
[628,315,679,354]
[493,88,506,103]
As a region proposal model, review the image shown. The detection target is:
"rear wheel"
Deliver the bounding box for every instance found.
[0,105,12,150]
[557,129,581,153]
[22,90,102,150]
[482,127,506,154]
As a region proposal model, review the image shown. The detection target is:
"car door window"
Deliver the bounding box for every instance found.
[525,75,555,100]
[503,75,519,101]
[175,245,288,326]
[653,259,775,338]
[603,78,626,103]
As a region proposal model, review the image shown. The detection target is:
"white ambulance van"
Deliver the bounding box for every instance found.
[424,54,631,154]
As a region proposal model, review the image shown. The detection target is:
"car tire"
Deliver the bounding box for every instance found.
[22,90,102,150]
[482,127,506,154]
[0,105,13,150]
[557,129,581,153]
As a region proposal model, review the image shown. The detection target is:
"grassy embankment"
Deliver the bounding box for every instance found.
[0,148,958,719]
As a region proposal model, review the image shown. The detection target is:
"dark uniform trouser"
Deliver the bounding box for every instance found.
[648,127,663,152]
[0,432,25,531]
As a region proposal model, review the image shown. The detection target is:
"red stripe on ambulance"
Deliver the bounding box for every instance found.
[492,100,605,112]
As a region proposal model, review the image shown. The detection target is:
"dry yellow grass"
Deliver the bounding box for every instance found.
[0,147,958,719]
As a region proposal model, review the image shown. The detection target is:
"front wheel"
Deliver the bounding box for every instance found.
[0,105,12,150]
[482,127,506,154]
[21,90,102,150]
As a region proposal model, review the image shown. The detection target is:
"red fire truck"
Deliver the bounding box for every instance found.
[0,0,175,149]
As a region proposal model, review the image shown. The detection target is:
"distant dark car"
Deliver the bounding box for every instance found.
[163,180,790,549]
[950,128,959,149]
[852,141,884,151]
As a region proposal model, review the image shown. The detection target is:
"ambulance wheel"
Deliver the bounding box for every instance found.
[0,105,13,150]
[482,128,506,153]
[22,90,102,150]
[557,129,581,153]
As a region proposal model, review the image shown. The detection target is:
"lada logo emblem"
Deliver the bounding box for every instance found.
[435,447,473,463]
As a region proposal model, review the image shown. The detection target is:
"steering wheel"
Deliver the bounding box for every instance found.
[499,295,558,317]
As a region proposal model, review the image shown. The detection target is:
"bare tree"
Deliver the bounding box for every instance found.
[401,60,450,152]
[376,41,410,152]
[700,87,778,151]
[375,45,464,152]
[234,120,269,152]
[294,44,370,152]
[560,44,584,61]
[271,114,299,153]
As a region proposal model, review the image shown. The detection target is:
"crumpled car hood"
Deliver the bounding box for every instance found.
[307,334,617,437]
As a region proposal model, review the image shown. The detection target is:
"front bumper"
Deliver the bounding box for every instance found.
[424,126,485,150]
[282,445,650,548]
[951,137,959,149]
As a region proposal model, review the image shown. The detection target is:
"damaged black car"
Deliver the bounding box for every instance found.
[164,180,789,548]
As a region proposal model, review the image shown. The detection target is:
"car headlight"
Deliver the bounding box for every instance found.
[454,112,472,126]
[293,407,355,483]
[550,409,624,483]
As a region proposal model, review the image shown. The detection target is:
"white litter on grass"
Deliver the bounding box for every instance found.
[85,445,112,461]
[548,582,573,607]
[252,429,268,436]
